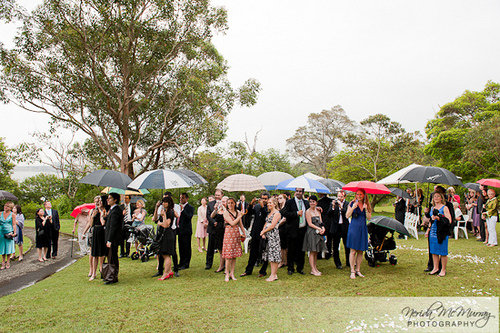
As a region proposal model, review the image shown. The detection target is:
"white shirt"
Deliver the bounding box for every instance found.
[173,204,181,230]
[337,200,345,224]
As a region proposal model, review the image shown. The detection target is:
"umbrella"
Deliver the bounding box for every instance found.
[257,171,294,191]
[101,187,150,196]
[376,164,423,185]
[389,187,411,199]
[276,176,331,194]
[128,169,203,189]
[398,166,463,186]
[130,196,147,204]
[302,172,324,180]
[318,179,345,193]
[369,216,410,237]
[0,190,18,201]
[217,174,266,192]
[173,169,208,185]
[79,169,132,189]
[464,183,481,191]
[342,181,391,194]
[477,179,500,188]
[70,203,96,218]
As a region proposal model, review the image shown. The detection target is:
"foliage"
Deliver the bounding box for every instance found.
[19,174,64,203]
[0,0,260,177]
[425,81,500,180]
[0,0,24,23]
[286,105,354,177]
[0,137,17,192]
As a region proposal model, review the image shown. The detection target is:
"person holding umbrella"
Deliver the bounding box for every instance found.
[345,189,372,279]
[426,192,452,277]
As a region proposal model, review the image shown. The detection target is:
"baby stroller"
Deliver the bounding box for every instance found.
[129,224,156,262]
[365,223,398,267]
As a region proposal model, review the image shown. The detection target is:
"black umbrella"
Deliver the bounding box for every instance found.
[370,215,410,236]
[398,166,463,186]
[389,187,411,199]
[318,179,345,193]
[79,169,132,189]
[0,190,18,201]
[464,183,480,191]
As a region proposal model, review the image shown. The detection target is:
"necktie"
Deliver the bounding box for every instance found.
[298,200,305,227]
[125,205,130,222]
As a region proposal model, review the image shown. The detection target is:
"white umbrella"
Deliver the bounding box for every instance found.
[129,169,198,189]
[376,164,423,185]
[257,171,294,191]
[217,174,266,192]
[302,172,324,180]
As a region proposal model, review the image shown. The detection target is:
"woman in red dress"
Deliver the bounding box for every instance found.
[221,198,245,282]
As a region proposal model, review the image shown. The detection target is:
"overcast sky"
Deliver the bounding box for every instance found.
[1,0,499,155]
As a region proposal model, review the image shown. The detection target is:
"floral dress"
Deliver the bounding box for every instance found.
[262,212,281,263]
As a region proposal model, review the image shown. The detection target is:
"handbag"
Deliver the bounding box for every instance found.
[101,252,117,282]
[4,233,13,240]
[38,229,45,237]
[86,227,94,247]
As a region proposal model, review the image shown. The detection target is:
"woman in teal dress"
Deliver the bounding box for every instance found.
[1,202,17,270]
[426,191,452,277]
[346,189,372,280]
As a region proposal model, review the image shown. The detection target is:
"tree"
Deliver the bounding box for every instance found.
[0,137,17,192]
[0,0,260,177]
[425,81,500,180]
[286,105,354,178]
[19,174,64,203]
[0,0,24,23]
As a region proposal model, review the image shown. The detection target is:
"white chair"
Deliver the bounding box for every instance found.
[454,215,469,240]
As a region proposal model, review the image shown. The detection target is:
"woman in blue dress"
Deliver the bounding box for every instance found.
[346,189,371,279]
[1,202,17,270]
[426,192,452,277]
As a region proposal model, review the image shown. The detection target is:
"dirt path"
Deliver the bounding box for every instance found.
[0,227,84,297]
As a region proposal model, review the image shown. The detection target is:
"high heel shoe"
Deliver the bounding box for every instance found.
[350,271,356,279]
[224,274,230,282]
[355,271,365,278]
[89,275,96,281]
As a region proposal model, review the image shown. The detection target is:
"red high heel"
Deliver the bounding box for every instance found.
[158,272,174,281]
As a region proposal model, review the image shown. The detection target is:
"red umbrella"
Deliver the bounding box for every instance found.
[477,179,500,188]
[70,203,96,218]
[342,181,391,194]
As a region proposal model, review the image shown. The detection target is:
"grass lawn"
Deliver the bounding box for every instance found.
[2,217,499,331]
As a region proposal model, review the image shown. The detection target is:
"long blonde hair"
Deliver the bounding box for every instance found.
[357,189,372,213]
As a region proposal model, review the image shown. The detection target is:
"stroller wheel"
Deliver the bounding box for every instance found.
[389,254,397,265]
[141,254,149,262]
[131,252,139,260]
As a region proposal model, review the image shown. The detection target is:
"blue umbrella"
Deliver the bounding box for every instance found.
[276,175,331,194]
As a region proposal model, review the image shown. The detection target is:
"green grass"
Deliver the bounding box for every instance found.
[2,218,499,331]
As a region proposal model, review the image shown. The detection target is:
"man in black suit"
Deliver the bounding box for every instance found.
[104,193,124,284]
[327,191,350,269]
[237,194,251,230]
[119,195,136,258]
[282,188,310,275]
[178,193,194,270]
[240,192,269,277]
[44,201,60,259]
[317,193,333,259]
[205,189,226,271]
[394,196,406,239]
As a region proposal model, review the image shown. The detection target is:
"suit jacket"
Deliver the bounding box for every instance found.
[178,203,194,235]
[327,200,349,234]
[105,205,124,245]
[317,196,333,231]
[206,200,224,234]
[250,204,268,238]
[282,197,310,237]
[394,199,406,223]
[44,209,60,231]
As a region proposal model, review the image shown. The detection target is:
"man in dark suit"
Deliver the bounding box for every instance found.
[317,193,333,259]
[178,193,194,270]
[104,193,124,284]
[119,195,136,258]
[282,188,310,275]
[394,196,406,239]
[237,194,251,230]
[44,201,60,259]
[240,192,269,277]
[327,191,350,269]
[205,189,225,270]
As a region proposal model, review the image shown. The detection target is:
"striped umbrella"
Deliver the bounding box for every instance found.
[128,169,202,190]
[276,176,331,194]
[101,187,150,195]
[217,174,266,192]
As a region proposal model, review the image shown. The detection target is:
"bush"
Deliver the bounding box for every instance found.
[21,201,43,219]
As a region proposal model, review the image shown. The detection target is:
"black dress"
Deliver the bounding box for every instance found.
[91,211,107,257]
[35,216,50,248]
[159,210,175,256]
